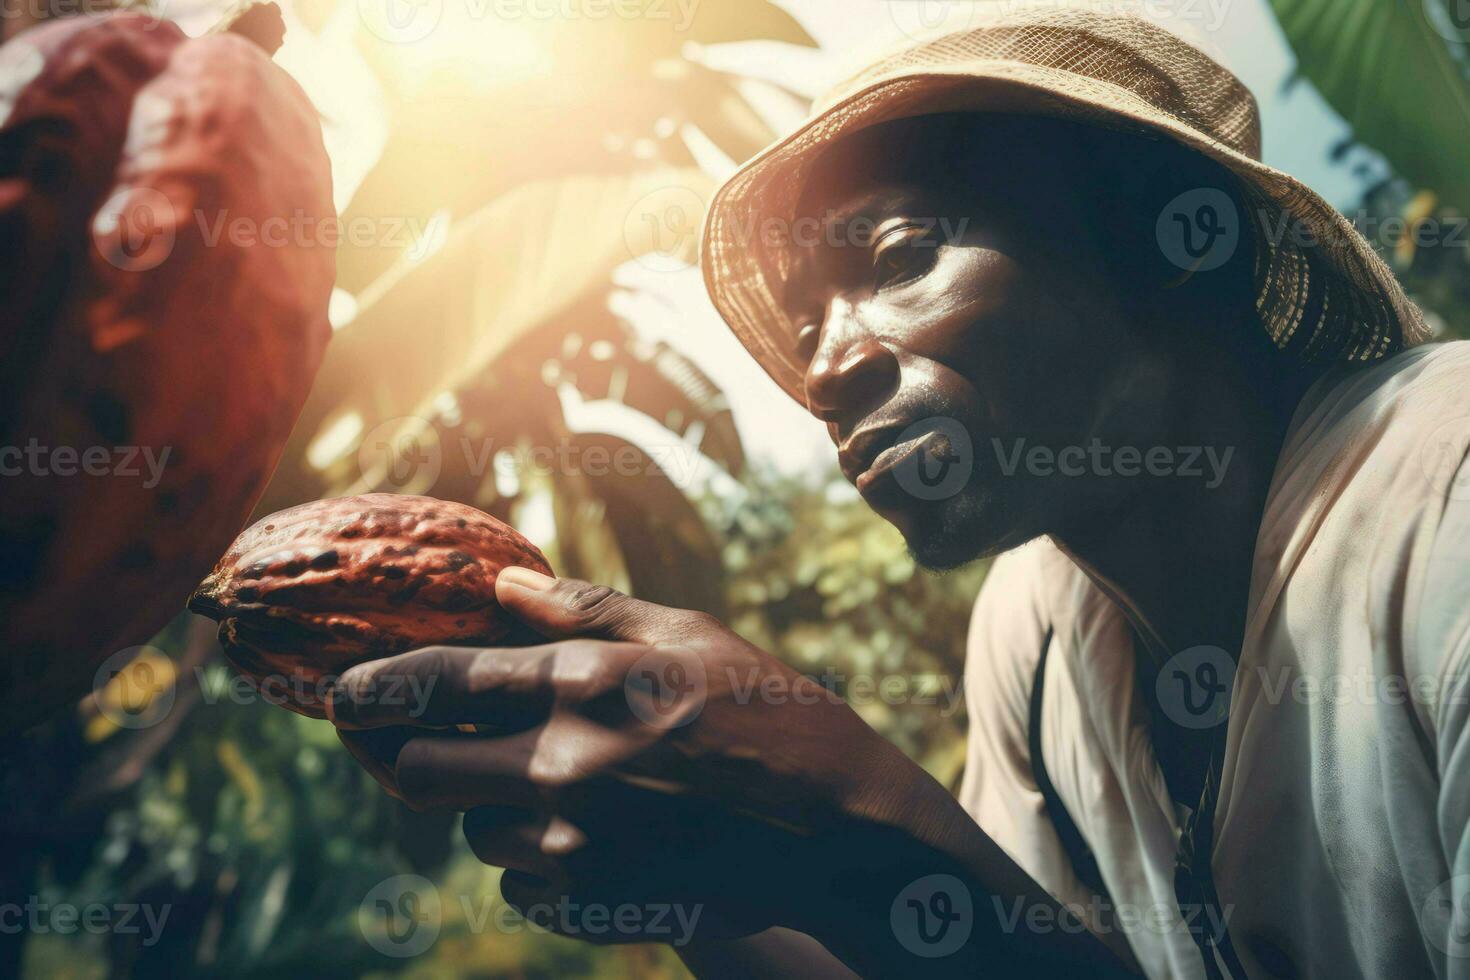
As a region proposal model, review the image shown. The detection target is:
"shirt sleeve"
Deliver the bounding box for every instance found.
[1417,459,1470,974]
[957,540,1090,904]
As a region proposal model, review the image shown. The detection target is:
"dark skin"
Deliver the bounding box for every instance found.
[330,114,1327,975]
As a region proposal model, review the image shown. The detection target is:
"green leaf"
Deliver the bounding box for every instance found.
[259,167,714,511]
[1269,0,1470,211]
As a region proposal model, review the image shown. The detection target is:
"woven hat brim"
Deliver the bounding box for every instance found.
[701,65,1431,405]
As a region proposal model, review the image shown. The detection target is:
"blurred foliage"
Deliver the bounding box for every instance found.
[4,467,984,979]
[1270,0,1470,339]
[714,472,985,790]
[1271,0,1470,215]
[1353,178,1470,341]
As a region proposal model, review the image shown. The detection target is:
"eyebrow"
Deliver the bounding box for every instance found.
[780,188,925,324]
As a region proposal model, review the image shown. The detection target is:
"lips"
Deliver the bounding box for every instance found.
[837,421,945,492]
[838,424,903,484]
[855,430,941,494]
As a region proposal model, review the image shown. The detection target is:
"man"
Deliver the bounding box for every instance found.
[329,10,1470,978]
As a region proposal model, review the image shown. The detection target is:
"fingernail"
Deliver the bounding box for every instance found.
[498,566,555,591]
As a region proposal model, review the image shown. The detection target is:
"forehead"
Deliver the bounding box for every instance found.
[778,118,994,309]
[793,117,964,220]
[790,111,1093,220]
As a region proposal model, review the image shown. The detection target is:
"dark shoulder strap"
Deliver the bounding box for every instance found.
[1028,624,1247,978]
[1028,628,1112,903]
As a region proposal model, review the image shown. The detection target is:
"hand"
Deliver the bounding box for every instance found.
[326,569,921,945]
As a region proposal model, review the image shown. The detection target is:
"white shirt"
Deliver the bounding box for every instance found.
[959,341,1470,978]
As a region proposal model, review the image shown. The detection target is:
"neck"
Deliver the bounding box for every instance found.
[1045,342,1321,803]
[1051,348,1320,663]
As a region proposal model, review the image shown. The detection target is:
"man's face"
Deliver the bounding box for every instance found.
[782,116,1172,569]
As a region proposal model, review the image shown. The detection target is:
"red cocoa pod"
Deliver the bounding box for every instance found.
[0,14,184,392]
[187,495,554,718]
[0,11,335,735]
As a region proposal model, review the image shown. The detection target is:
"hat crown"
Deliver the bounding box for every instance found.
[823,9,1262,160]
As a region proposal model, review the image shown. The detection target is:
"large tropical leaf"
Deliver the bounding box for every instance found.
[548,321,746,476]
[1270,0,1470,211]
[554,432,729,617]
[259,167,714,511]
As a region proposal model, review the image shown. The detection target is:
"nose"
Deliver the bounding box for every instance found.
[803,322,900,422]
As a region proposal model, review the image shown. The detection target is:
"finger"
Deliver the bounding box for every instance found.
[393,707,661,813]
[462,806,587,881]
[329,639,652,731]
[495,570,713,646]
[497,866,675,947]
[337,728,414,799]
[392,728,549,811]
[499,868,560,917]
[495,871,638,946]
[327,644,556,731]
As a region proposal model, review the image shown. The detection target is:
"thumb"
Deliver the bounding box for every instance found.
[494,567,706,646]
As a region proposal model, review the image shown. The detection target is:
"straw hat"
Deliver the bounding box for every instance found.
[700,8,1430,404]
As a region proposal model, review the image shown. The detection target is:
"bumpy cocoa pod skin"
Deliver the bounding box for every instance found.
[0,14,335,735]
[188,495,554,718]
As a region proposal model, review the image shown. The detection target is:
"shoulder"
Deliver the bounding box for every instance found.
[1275,341,1470,732]
[966,536,1113,669]
[961,538,1097,735]
[967,540,1081,670]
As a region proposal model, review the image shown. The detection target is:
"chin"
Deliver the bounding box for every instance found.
[882,488,1027,572]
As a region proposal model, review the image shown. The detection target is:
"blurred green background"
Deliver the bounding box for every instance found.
[4,0,1470,976]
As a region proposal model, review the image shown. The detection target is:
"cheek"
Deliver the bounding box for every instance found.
[978,261,1132,439]
[847,244,1130,441]
[857,248,1032,414]
[858,248,1022,357]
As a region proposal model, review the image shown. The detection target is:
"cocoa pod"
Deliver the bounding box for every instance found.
[0,10,335,734]
[188,494,554,718]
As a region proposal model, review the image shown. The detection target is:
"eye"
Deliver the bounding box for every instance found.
[872,226,936,290]
[794,322,821,363]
